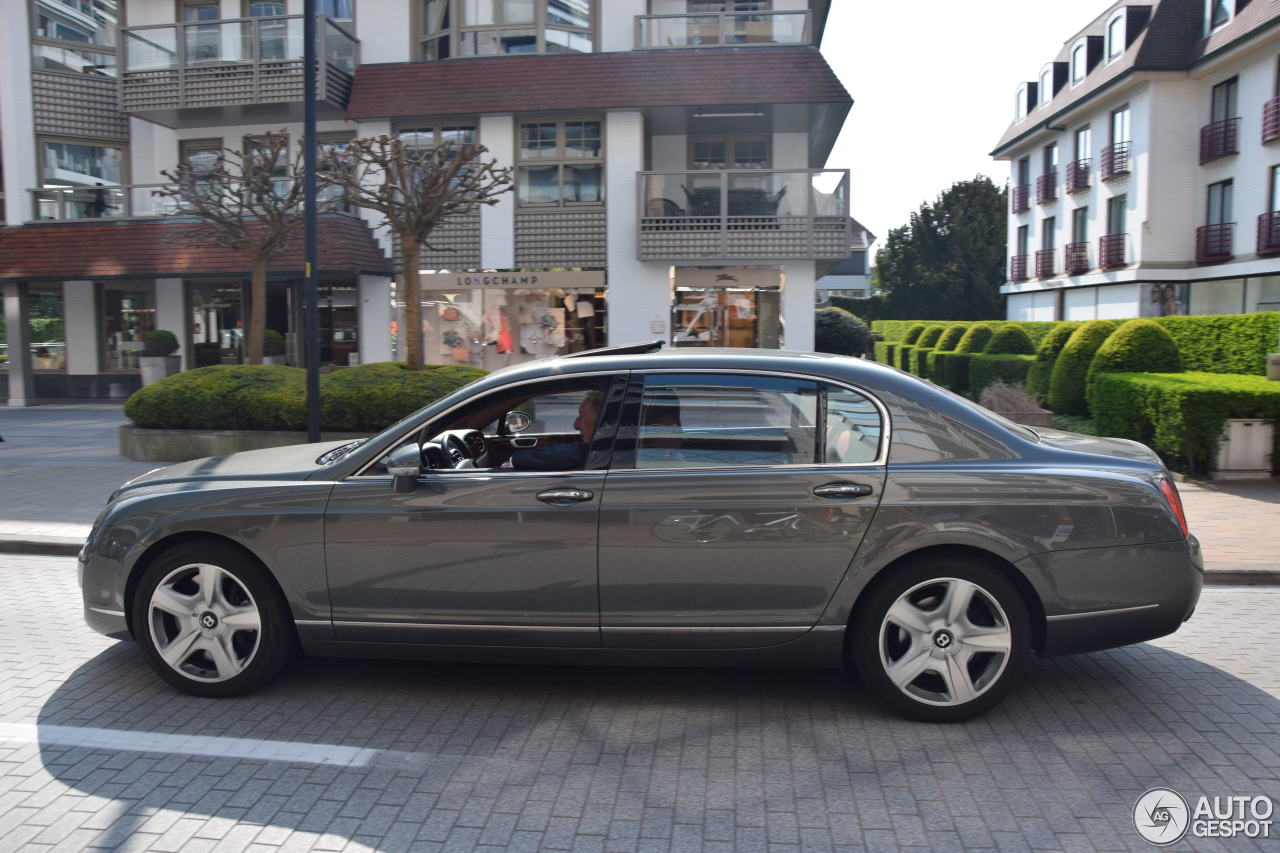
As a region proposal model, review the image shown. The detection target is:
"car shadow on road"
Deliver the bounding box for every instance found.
[31,640,1280,849]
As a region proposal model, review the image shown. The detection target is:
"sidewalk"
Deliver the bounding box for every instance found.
[1,402,1277,582]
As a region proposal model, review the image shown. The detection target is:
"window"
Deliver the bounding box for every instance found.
[1211,77,1238,121]
[29,286,67,371]
[32,0,120,76]
[1071,40,1088,83]
[245,134,290,196]
[420,0,593,60]
[1207,179,1233,225]
[1106,13,1125,60]
[319,0,353,20]
[1041,217,1056,251]
[398,124,477,151]
[1015,84,1030,121]
[1208,0,1231,31]
[1072,207,1089,243]
[690,138,769,170]
[1107,195,1126,235]
[102,282,157,372]
[1017,156,1030,186]
[1043,142,1058,174]
[1038,65,1054,106]
[1074,126,1091,161]
[1016,224,1029,256]
[621,373,882,470]
[1110,105,1130,144]
[517,119,602,206]
[1270,165,1280,212]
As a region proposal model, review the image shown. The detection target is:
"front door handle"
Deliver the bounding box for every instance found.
[536,488,595,505]
[813,483,873,500]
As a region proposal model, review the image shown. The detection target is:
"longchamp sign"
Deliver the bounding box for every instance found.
[417,271,606,289]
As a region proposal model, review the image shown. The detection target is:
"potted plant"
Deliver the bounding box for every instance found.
[138,330,181,385]
[262,329,287,365]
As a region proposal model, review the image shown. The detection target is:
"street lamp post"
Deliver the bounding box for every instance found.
[303,0,321,442]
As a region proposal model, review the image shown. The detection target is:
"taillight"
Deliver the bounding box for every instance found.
[1158,476,1189,538]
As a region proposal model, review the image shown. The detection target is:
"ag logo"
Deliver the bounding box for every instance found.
[1134,788,1190,845]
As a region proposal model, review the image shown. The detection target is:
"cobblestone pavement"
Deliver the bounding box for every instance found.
[0,554,1276,852]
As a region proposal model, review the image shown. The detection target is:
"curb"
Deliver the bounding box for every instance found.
[0,538,84,557]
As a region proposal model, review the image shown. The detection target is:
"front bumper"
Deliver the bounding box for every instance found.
[79,549,131,640]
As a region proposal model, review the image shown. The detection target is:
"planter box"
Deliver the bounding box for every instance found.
[138,355,180,386]
[120,424,370,462]
[1213,418,1276,480]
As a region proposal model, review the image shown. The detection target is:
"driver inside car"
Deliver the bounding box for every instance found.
[502,390,603,471]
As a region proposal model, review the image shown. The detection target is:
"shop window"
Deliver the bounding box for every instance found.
[0,286,67,372]
[320,284,360,366]
[672,286,780,349]
[517,119,602,206]
[102,282,157,371]
[190,281,245,366]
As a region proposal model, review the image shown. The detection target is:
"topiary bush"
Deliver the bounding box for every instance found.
[142,330,179,357]
[873,341,896,365]
[814,307,873,357]
[968,354,1035,399]
[926,324,969,381]
[1046,320,1119,415]
[955,323,995,354]
[901,323,928,345]
[1084,319,1183,412]
[321,362,487,431]
[911,324,948,376]
[934,324,968,353]
[1155,312,1280,375]
[263,329,286,357]
[1026,322,1082,400]
[983,325,1035,355]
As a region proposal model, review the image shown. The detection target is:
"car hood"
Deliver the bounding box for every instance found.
[112,440,356,498]
[1032,428,1163,465]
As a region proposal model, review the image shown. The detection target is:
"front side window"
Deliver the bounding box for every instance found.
[420,0,593,59]
[517,119,602,206]
[1107,13,1125,60]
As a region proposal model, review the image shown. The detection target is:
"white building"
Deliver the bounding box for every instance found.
[992,0,1280,322]
[815,218,875,301]
[0,0,851,405]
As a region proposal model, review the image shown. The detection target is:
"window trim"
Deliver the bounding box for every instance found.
[516,116,605,209]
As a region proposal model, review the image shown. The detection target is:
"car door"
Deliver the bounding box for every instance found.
[323,374,625,647]
[597,371,887,649]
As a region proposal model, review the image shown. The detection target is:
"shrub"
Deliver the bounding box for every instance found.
[1026,322,1082,400]
[871,320,923,342]
[901,323,928,345]
[1085,319,1183,411]
[933,351,974,393]
[263,329,286,357]
[873,341,895,365]
[1154,312,1280,376]
[911,324,948,376]
[897,344,916,371]
[955,323,995,354]
[983,325,1035,355]
[926,325,968,381]
[143,330,179,357]
[814,307,873,357]
[934,324,968,353]
[969,354,1035,399]
[978,381,1048,417]
[321,362,487,432]
[1046,320,1119,415]
[1091,371,1280,475]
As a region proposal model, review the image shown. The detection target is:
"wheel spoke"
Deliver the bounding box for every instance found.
[197,565,223,607]
[203,635,240,679]
[962,626,1012,654]
[887,647,934,689]
[151,587,195,618]
[941,655,978,704]
[159,627,201,668]
[943,579,977,625]
[222,605,260,633]
[886,600,931,636]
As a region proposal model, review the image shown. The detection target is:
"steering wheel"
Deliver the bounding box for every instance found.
[437,429,488,469]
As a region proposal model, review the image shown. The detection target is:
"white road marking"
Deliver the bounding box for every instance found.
[0,722,379,767]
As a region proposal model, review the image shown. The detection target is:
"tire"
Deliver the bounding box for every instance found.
[850,556,1030,723]
[130,540,296,697]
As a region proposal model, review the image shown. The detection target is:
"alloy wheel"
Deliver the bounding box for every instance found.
[147,562,262,683]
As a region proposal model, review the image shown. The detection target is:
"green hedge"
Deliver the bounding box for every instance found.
[1092,371,1280,474]
[911,325,948,376]
[955,323,995,354]
[1085,319,1182,412]
[897,344,916,371]
[984,325,1035,355]
[901,323,928,345]
[969,354,1035,399]
[932,352,974,393]
[126,362,486,432]
[1026,322,1082,400]
[873,341,894,365]
[1047,320,1119,415]
[872,319,1059,345]
[1155,312,1280,375]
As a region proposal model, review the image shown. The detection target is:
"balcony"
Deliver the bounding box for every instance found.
[1065,159,1091,193]
[1199,117,1240,163]
[1011,184,1030,214]
[638,169,850,262]
[119,14,358,127]
[1264,97,1280,144]
[1036,173,1058,205]
[1035,248,1056,278]
[636,10,810,48]
[26,180,353,222]
[1099,233,1127,269]
[1259,212,1280,254]
[1100,141,1130,180]
[1064,241,1090,275]
[1196,222,1234,262]
[1009,254,1028,282]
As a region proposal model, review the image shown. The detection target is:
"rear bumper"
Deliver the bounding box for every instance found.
[1019,536,1203,657]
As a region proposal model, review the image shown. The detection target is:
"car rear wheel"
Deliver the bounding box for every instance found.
[852,558,1029,722]
[131,540,295,697]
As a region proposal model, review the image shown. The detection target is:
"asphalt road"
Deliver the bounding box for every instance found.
[0,554,1276,852]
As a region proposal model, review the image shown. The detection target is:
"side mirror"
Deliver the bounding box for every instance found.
[504,411,532,434]
[385,443,422,492]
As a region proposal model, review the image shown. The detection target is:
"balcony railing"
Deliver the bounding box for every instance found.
[119,14,358,118]
[1035,248,1056,278]
[1100,141,1130,180]
[638,169,850,261]
[1065,159,1091,193]
[1064,241,1090,275]
[1196,222,1234,262]
[1200,117,1240,163]
[1264,97,1280,144]
[636,10,810,48]
[1009,254,1028,282]
[1036,173,1058,205]
[1099,233,1127,269]
[27,180,354,222]
[1258,211,1280,253]
[1011,184,1030,214]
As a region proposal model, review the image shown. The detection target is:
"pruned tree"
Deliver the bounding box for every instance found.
[154,131,319,364]
[321,135,513,369]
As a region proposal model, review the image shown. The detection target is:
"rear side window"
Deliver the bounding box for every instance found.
[618,373,882,470]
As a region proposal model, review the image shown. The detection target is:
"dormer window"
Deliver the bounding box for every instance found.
[1015,83,1034,121]
[1039,65,1054,106]
[1107,12,1125,60]
[1207,0,1231,31]
[1071,40,1088,83]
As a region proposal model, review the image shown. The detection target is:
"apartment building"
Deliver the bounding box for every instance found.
[815,218,875,302]
[0,0,850,405]
[992,0,1280,322]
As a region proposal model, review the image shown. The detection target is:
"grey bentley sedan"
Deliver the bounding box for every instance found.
[80,342,1202,722]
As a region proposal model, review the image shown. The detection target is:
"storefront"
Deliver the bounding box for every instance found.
[670,267,782,349]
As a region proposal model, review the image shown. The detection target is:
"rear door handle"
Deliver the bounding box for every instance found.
[511,437,538,448]
[536,488,595,505]
[813,483,873,500]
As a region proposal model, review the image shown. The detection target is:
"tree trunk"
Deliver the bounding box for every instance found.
[247,255,268,364]
[401,232,423,369]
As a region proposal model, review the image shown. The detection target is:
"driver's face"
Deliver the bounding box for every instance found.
[574,399,600,443]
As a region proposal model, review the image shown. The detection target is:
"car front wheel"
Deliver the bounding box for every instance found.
[131,540,295,697]
[852,558,1029,722]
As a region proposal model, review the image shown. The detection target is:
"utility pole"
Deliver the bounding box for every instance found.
[303,0,321,442]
